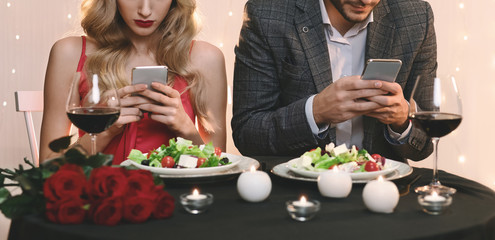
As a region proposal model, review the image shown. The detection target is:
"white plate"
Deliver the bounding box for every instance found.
[273,159,412,183]
[120,153,252,177]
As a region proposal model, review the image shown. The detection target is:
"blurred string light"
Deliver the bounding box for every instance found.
[12,69,16,74]
[2,101,7,107]
[67,13,72,19]
[6,2,11,7]
[458,155,465,163]
[459,3,464,9]
[15,35,20,40]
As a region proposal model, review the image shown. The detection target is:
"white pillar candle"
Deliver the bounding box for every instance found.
[362,176,399,213]
[237,166,272,202]
[317,167,352,198]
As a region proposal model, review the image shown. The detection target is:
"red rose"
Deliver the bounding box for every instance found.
[86,166,128,199]
[152,186,175,219]
[123,196,154,223]
[125,169,155,197]
[45,198,87,224]
[89,197,123,226]
[43,164,86,202]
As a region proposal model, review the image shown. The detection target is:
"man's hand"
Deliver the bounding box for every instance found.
[365,81,409,132]
[312,76,387,125]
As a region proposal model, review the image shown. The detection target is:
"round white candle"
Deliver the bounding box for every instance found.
[186,188,207,200]
[424,191,446,202]
[237,166,272,202]
[293,196,314,207]
[362,176,399,213]
[317,167,352,198]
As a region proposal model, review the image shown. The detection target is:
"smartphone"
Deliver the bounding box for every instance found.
[361,59,402,82]
[131,66,168,89]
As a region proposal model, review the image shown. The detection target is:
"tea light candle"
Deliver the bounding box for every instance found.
[237,166,272,202]
[286,195,321,221]
[417,190,452,215]
[293,196,314,207]
[424,191,446,202]
[180,188,213,214]
[187,189,207,200]
[317,166,352,198]
[362,176,399,213]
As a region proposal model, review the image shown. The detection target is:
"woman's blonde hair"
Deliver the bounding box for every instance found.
[80,0,213,132]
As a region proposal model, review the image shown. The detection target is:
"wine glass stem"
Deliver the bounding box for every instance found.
[431,137,441,186]
[89,133,97,155]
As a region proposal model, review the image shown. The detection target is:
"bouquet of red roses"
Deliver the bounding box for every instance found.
[0,137,174,226]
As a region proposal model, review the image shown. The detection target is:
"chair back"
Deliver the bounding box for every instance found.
[14,91,43,166]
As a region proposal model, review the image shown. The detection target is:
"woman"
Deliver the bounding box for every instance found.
[40,0,227,164]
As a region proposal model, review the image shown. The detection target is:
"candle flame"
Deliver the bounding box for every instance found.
[250,165,256,172]
[192,188,199,196]
[377,175,384,182]
[332,165,339,172]
[431,191,439,197]
[299,195,307,203]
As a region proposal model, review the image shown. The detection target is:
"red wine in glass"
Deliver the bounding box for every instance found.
[67,107,120,134]
[409,75,462,196]
[410,112,462,138]
[66,72,121,155]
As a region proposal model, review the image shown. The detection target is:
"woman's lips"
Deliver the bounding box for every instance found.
[134,20,154,28]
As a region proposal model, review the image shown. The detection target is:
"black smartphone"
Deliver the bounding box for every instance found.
[361,59,402,82]
[131,66,168,89]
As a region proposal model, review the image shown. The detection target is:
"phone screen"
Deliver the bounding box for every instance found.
[361,59,402,82]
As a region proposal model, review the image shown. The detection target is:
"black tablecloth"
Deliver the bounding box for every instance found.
[8,156,495,240]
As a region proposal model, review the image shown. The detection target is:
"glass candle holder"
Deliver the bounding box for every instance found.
[180,192,214,214]
[417,189,452,215]
[286,196,321,222]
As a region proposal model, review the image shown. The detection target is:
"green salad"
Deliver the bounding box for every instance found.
[127,137,229,168]
[294,143,385,173]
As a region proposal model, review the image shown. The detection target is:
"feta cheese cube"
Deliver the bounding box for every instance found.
[177,155,198,168]
[331,144,348,156]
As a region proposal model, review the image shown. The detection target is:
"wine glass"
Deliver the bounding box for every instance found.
[409,75,462,195]
[66,71,121,155]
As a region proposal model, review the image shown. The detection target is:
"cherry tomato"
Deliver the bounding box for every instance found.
[161,156,175,168]
[197,158,206,168]
[364,161,379,172]
[371,154,386,166]
[214,147,222,157]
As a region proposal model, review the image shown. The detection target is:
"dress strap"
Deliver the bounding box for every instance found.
[189,40,195,56]
[76,36,87,72]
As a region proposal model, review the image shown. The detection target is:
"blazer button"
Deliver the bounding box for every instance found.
[302,26,309,33]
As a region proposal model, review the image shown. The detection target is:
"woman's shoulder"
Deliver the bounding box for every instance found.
[189,40,225,71]
[50,36,98,57]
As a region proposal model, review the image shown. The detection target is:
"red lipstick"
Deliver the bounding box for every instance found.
[134,20,154,28]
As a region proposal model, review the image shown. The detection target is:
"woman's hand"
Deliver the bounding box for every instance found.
[102,84,150,136]
[137,82,201,142]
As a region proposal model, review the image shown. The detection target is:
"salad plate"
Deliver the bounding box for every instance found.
[271,159,412,183]
[121,153,259,179]
[121,153,243,175]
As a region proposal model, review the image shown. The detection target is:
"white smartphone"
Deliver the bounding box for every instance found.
[131,66,168,89]
[361,59,402,82]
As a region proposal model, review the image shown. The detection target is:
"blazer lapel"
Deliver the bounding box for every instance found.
[363,0,395,150]
[295,0,332,93]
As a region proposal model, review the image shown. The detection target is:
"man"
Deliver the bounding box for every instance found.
[232,0,435,162]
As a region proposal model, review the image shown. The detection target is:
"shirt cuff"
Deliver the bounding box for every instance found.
[305,95,329,136]
[386,120,412,143]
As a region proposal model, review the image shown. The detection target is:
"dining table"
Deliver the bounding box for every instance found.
[8,155,495,240]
